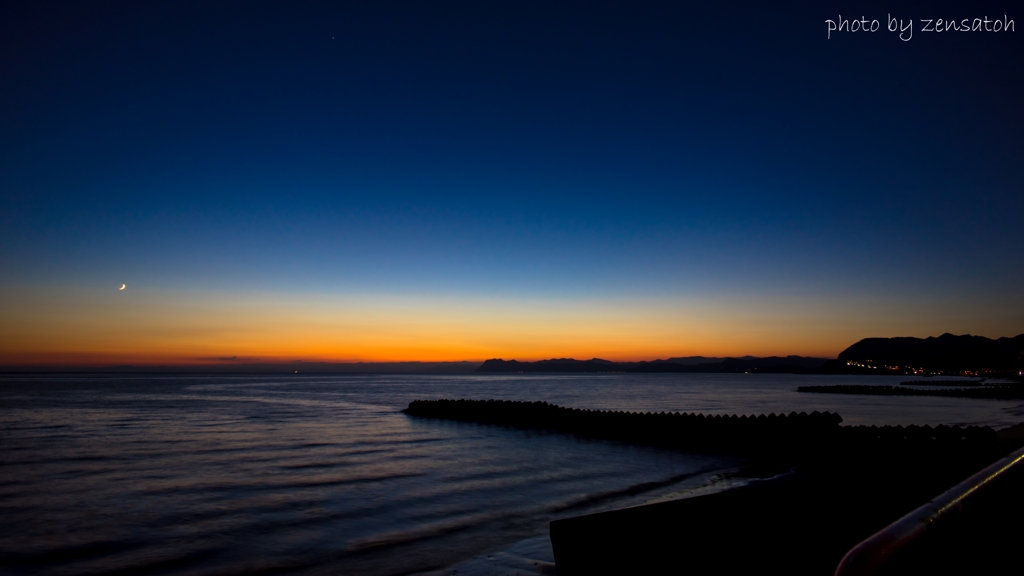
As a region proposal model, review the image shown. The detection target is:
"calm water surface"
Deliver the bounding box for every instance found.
[2,373,1021,576]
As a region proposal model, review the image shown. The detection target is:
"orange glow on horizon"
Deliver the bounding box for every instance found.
[1,284,1015,367]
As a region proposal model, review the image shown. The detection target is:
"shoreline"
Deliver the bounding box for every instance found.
[428,464,752,576]
[551,434,1024,575]
[404,398,1024,575]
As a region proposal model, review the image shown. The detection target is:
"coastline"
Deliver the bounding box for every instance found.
[404,397,1024,574]
[4,372,1022,576]
[428,464,752,576]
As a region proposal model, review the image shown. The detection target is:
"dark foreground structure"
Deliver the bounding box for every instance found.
[404,399,1022,575]
[834,445,1024,575]
[550,445,1023,575]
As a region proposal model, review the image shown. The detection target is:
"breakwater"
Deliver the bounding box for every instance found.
[798,384,1024,400]
[402,399,994,453]
[404,399,840,453]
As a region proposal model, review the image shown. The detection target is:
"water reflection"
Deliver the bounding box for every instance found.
[2,373,1019,575]
[2,374,744,575]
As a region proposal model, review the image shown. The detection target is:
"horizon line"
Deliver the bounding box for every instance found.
[0,354,841,372]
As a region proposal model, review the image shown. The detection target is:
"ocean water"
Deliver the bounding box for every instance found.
[1,373,1021,576]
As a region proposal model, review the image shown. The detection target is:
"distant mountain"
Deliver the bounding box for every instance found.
[476,356,828,374]
[476,358,623,373]
[477,334,1024,376]
[827,333,1024,374]
[632,356,828,373]
[664,356,757,365]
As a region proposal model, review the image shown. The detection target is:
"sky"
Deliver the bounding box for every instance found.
[1,1,1022,366]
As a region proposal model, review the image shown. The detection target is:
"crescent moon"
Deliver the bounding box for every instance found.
[119,284,126,290]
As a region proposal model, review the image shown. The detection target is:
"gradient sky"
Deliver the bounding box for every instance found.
[1,1,1022,365]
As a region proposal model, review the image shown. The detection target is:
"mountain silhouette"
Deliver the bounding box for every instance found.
[478,334,1024,375]
[831,333,1024,373]
[476,356,828,374]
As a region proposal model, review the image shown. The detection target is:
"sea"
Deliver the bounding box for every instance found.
[2,372,1022,576]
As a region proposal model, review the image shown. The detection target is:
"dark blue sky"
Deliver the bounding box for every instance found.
[1,1,1022,361]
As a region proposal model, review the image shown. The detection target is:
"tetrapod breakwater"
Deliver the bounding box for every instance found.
[402,399,995,455]
[403,397,995,450]
[403,399,840,454]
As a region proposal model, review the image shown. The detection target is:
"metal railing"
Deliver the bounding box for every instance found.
[834,444,1024,576]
